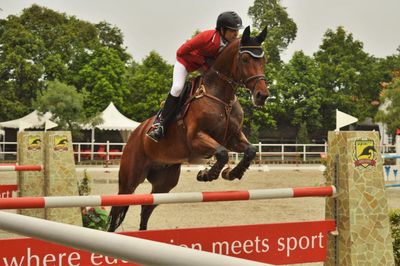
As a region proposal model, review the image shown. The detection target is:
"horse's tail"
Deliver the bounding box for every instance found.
[107,205,130,232]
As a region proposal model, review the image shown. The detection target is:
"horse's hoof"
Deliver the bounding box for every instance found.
[197,169,209,182]
[221,167,232,180]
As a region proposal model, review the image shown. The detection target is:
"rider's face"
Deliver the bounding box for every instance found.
[223,29,239,43]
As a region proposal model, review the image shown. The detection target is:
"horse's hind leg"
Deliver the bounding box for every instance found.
[140,164,181,230]
[222,132,256,180]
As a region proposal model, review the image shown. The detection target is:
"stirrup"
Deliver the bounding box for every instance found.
[146,124,164,142]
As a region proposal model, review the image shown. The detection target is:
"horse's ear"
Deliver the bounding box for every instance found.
[241,26,251,44]
[256,26,268,43]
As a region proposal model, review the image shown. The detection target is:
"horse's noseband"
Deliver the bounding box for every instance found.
[243,74,267,92]
[238,45,267,91]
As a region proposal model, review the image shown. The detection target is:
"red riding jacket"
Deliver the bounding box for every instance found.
[176,30,224,72]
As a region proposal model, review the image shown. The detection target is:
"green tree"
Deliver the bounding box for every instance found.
[375,48,400,84]
[238,87,276,142]
[274,51,324,132]
[0,4,131,121]
[248,0,297,65]
[314,26,380,130]
[375,72,400,137]
[78,47,128,117]
[297,121,310,144]
[96,21,130,62]
[125,51,173,122]
[0,16,45,120]
[33,80,88,130]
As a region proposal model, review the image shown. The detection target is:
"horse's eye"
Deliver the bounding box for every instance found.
[241,56,250,64]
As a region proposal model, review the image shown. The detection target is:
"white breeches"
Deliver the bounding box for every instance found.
[170,61,188,97]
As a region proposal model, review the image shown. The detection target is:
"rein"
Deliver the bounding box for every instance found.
[193,84,237,145]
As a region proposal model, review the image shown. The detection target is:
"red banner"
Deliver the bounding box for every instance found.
[0,220,335,265]
[0,185,18,198]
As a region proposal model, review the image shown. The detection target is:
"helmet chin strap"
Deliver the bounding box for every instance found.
[219,28,228,43]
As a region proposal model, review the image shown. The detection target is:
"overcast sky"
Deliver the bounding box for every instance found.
[1,0,399,63]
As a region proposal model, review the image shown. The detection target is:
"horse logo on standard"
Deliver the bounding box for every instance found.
[54,136,69,151]
[354,139,377,168]
[27,135,41,151]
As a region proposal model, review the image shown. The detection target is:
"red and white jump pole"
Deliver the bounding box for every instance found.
[0,211,269,266]
[0,164,43,172]
[0,186,336,209]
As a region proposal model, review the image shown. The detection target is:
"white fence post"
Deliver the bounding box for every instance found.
[396,135,400,165]
[106,140,110,161]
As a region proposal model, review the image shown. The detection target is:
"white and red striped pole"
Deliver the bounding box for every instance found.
[0,164,43,172]
[0,211,269,266]
[0,186,336,209]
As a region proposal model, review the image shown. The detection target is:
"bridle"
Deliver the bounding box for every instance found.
[211,45,267,92]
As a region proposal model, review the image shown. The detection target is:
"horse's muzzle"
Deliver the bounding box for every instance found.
[254,91,269,106]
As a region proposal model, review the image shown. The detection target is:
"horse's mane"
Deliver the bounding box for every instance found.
[211,39,240,71]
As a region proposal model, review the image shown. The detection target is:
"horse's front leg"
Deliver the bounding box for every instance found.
[191,131,229,182]
[222,131,256,180]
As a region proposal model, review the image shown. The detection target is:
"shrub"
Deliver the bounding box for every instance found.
[389,209,400,264]
[78,170,109,231]
[82,207,109,231]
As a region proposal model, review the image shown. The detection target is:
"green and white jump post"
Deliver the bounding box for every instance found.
[17,131,82,225]
[325,131,394,265]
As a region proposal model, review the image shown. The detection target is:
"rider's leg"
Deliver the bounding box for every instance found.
[146,61,188,142]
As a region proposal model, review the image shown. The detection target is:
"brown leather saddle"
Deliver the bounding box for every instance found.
[176,76,204,120]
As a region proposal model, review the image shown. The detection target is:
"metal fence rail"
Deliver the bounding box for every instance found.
[0,140,396,164]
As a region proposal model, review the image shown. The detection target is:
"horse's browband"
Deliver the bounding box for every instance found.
[239,45,265,58]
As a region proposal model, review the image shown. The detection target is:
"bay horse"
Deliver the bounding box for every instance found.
[108,26,269,231]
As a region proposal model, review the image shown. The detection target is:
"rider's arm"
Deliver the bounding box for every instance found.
[176,30,211,57]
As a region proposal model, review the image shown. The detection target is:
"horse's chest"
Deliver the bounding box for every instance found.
[204,106,242,137]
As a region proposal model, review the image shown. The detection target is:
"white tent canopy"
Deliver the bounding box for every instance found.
[82,102,140,144]
[0,110,57,131]
[83,102,140,131]
[0,103,139,144]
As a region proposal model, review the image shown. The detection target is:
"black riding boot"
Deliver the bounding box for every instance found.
[146,93,180,142]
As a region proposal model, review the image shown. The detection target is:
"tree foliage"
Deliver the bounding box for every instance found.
[375,72,400,136]
[0,4,130,122]
[0,15,44,120]
[248,0,297,65]
[273,51,323,131]
[78,47,128,117]
[124,51,173,122]
[314,26,381,130]
[33,80,87,130]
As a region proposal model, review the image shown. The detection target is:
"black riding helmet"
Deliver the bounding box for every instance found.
[216,11,243,30]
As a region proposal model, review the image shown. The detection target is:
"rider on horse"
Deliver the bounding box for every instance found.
[146,11,243,142]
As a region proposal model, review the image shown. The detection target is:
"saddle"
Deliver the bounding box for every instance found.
[174,75,237,146]
[176,75,203,120]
